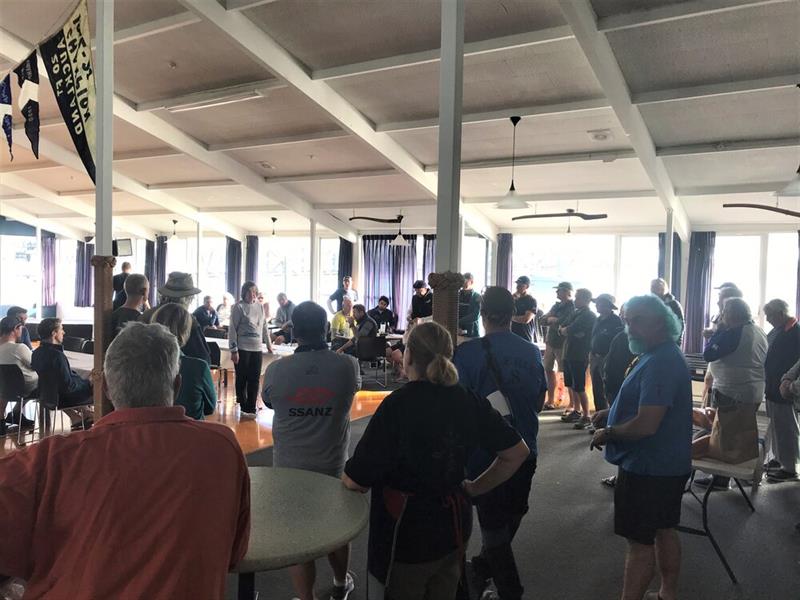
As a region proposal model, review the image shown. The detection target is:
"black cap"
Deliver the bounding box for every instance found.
[0,316,22,335]
[554,281,574,291]
[413,280,427,289]
[515,275,531,286]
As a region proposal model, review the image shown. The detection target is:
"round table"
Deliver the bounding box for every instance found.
[236,467,369,599]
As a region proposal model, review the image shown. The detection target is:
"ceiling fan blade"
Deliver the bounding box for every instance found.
[348,215,403,224]
[512,212,606,221]
[574,213,608,220]
[723,203,800,219]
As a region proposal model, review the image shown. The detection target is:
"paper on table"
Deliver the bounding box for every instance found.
[487,390,511,417]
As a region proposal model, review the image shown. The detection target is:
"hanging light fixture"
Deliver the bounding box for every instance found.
[271,216,277,236]
[389,212,409,247]
[779,164,800,197]
[496,116,528,210]
[168,219,179,243]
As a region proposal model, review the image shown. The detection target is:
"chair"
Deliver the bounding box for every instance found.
[684,353,708,382]
[37,370,92,437]
[204,327,226,339]
[207,341,227,391]
[62,324,93,340]
[0,364,38,446]
[25,322,40,342]
[355,336,388,388]
[63,336,86,353]
[677,447,764,584]
[81,340,94,354]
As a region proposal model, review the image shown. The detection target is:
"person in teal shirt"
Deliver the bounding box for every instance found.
[458,273,482,338]
[152,304,217,420]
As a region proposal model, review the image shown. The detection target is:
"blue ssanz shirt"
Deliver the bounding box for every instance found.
[605,340,693,477]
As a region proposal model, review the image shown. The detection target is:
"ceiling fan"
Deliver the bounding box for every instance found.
[723,164,800,218]
[349,213,409,246]
[512,208,608,222]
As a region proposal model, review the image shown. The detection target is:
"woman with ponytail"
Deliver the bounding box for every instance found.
[343,322,530,600]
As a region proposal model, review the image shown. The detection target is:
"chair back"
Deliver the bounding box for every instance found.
[0,364,26,402]
[81,340,94,354]
[63,336,86,353]
[37,370,62,411]
[204,327,226,339]
[208,341,221,368]
[355,336,384,362]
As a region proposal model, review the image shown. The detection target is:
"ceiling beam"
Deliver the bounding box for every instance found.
[198,204,289,213]
[676,182,788,196]
[0,202,88,239]
[1,172,156,239]
[147,179,237,190]
[0,160,62,173]
[266,168,397,184]
[313,26,575,81]
[114,148,183,161]
[427,149,637,172]
[656,137,800,157]
[207,129,349,152]
[559,0,691,241]
[106,11,200,45]
[135,78,286,112]
[463,190,659,204]
[317,199,435,210]
[224,0,282,10]
[179,0,497,241]
[377,98,610,132]
[597,0,790,32]
[633,73,800,105]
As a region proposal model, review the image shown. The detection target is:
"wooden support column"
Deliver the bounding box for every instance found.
[93,0,114,416]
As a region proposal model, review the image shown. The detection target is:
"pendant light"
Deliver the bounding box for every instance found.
[271,216,277,236]
[389,211,409,247]
[496,116,528,210]
[168,219,178,243]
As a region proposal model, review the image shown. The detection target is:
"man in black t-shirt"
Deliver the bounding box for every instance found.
[327,276,359,314]
[112,262,131,311]
[510,276,537,342]
[368,296,395,332]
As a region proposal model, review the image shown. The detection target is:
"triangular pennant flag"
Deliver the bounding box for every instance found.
[0,74,12,161]
[13,51,40,159]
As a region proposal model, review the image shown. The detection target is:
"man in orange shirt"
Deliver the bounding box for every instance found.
[0,322,250,599]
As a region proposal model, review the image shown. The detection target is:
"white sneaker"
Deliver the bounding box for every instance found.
[240,411,258,421]
[330,572,355,600]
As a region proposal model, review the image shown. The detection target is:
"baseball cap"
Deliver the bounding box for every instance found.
[554,281,574,291]
[592,293,618,309]
[412,280,427,289]
[515,275,531,286]
[714,282,737,290]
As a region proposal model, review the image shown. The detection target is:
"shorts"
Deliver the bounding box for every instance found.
[563,360,588,392]
[614,468,689,545]
[474,459,536,529]
[391,341,405,354]
[543,345,563,372]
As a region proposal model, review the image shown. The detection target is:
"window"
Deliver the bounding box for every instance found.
[461,235,488,293]
[318,237,340,307]
[513,234,615,309]
[258,236,311,305]
[198,237,227,306]
[55,238,77,311]
[711,235,761,317]
[0,234,39,313]
[617,236,659,305]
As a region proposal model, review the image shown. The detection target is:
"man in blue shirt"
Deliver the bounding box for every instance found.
[454,286,547,600]
[589,295,692,600]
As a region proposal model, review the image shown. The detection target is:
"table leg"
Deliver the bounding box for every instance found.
[238,572,256,600]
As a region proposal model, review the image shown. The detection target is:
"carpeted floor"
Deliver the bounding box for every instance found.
[226,412,800,600]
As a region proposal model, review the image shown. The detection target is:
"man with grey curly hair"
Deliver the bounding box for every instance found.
[0,322,250,598]
[589,294,692,600]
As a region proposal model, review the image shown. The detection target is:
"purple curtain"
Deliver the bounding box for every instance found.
[144,239,156,307]
[226,236,243,296]
[41,230,56,306]
[338,238,354,283]
[497,233,513,289]
[658,232,682,301]
[392,236,418,324]
[422,234,436,282]
[155,235,168,299]
[362,235,394,313]
[245,235,258,283]
[74,239,94,307]
[684,232,715,353]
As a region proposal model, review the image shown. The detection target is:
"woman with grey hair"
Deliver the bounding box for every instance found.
[693,297,767,486]
[152,304,217,420]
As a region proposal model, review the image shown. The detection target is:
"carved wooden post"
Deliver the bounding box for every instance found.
[92,254,115,416]
[428,271,465,345]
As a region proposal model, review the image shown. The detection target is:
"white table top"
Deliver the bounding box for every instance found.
[234,467,368,573]
[64,350,93,378]
[205,338,296,356]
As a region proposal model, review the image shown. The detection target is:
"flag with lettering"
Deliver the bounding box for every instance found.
[0,74,12,161]
[13,50,40,158]
[40,0,95,181]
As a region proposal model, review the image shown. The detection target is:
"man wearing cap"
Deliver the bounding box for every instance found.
[559,288,597,429]
[511,276,538,343]
[542,282,575,410]
[458,273,482,338]
[410,280,433,321]
[703,284,743,339]
[141,272,211,365]
[650,278,684,342]
[589,294,624,418]
[6,307,32,350]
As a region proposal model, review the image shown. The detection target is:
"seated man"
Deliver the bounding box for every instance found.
[111,273,149,338]
[368,296,395,333]
[336,304,378,356]
[0,316,39,436]
[0,322,250,598]
[6,306,32,350]
[31,318,94,429]
[271,293,295,345]
[262,301,361,600]
[192,295,220,330]
[330,297,356,352]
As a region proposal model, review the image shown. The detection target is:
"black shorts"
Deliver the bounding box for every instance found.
[614,468,689,545]
[563,360,588,392]
[391,341,405,353]
[474,459,536,529]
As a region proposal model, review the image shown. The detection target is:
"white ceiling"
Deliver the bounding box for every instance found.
[0,0,798,241]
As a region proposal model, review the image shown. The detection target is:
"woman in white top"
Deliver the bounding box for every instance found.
[229,282,272,419]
